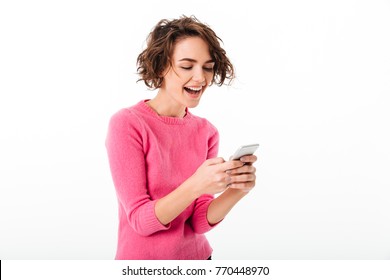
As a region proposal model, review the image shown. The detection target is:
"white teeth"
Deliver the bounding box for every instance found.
[186,86,202,91]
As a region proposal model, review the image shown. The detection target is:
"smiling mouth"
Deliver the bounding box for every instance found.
[184,86,202,95]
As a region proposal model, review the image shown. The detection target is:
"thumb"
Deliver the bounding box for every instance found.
[205,157,225,166]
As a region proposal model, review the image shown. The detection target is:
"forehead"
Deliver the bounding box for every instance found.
[172,37,212,62]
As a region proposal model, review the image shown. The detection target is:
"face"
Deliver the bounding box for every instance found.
[160,36,215,109]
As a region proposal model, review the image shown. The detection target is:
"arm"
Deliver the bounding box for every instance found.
[106,110,170,236]
[156,155,257,229]
[155,124,230,228]
[106,111,243,233]
[207,188,248,224]
[107,113,255,233]
[188,127,257,232]
[155,157,244,225]
[154,178,198,225]
[207,155,258,225]
[186,155,258,233]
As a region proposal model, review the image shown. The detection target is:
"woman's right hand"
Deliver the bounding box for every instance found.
[189,157,245,197]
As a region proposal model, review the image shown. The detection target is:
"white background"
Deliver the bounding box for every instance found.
[0,0,389,260]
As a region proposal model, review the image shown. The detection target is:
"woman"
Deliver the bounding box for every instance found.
[106,15,257,260]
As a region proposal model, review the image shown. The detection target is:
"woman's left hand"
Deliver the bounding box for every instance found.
[226,155,257,192]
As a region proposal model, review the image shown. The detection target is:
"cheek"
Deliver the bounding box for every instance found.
[206,72,214,83]
[172,70,190,84]
[165,73,185,88]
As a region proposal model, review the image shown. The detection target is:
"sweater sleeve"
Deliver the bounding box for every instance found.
[105,109,170,236]
[206,124,219,160]
[190,124,222,234]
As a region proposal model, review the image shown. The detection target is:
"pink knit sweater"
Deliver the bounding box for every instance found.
[105,100,220,259]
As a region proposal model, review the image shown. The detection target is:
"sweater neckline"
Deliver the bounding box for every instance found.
[138,100,193,125]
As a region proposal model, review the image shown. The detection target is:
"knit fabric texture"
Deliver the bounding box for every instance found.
[106,100,220,259]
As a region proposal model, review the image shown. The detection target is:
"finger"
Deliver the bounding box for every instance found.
[215,172,231,184]
[220,160,245,172]
[229,173,256,183]
[239,155,258,164]
[206,157,225,166]
[229,165,256,175]
[229,182,255,192]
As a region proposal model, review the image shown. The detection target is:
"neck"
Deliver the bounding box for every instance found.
[146,91,186,118]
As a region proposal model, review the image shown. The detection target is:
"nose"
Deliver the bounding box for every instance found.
[193,67,206,85]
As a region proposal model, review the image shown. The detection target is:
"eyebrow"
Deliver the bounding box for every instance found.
[179,58,214,63]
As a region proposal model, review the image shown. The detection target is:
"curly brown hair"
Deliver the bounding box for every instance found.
[136,15,235,89]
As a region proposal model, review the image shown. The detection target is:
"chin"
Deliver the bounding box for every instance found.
[182,92,203,108]
[187,102,200,108]
[185,96,202,108]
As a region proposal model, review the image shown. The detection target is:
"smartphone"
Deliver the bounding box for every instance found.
[231,144,259,160]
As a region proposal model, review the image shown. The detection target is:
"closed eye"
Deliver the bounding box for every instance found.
[180,66,214,72]
[180,66,213,72]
